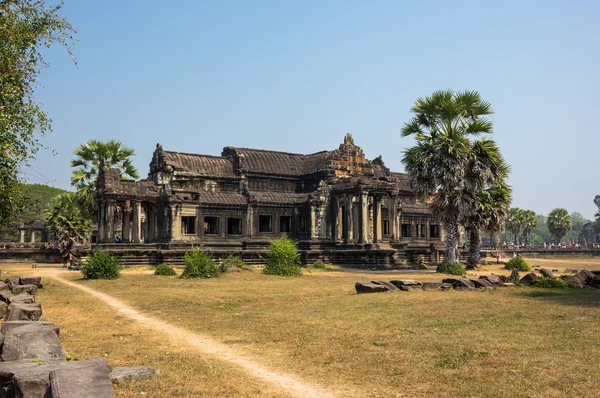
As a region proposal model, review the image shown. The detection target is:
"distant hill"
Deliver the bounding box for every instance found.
[0,184,71,241]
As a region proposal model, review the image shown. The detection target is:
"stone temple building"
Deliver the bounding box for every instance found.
[96,134,444,267]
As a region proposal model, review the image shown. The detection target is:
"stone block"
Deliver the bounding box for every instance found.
[19,276,42,288]
[12,284,37,296]
[370,281,399,291]
[110,366,160,384]
[502,283,515,287]
[567,274,585,288]
[0,288,14,304]
[471,279,494,288]
[0,301,7,320]
[540,268,556,279]
[6,303,42,322]
[1,321,59,336]
[519,272,539,286]
[389,279,422,288]
[0,357,111,398]
[9,293,36,305]
[355,282,389,294]
[441,278,475,289]
[509,269,520,283]
[479,275,503,286]
[2,323,64,362]
[50,364,115,398]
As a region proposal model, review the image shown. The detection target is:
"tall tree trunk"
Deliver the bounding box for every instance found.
[466,227,481,269]
[445,222,459,263]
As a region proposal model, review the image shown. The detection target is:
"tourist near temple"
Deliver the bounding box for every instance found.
[95,134,445,268]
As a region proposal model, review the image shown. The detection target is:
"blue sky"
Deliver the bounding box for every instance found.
[30,0,600,219]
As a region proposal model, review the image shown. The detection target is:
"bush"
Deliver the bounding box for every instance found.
[436,261,466,275]
[263,235,302,276]
[181,249,219,279]
[220,254,246,272]
[312,259,326,269]
[154,263,177,276]
[504,256,531,272]
[533,277,567,288]
[81,249,121,280]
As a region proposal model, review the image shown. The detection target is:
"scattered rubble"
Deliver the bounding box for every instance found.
[0,275,159,397]
[355,269,600,293]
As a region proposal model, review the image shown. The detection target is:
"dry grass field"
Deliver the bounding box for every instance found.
[1,257,600,397]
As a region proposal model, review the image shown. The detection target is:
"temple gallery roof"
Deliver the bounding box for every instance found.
[151,134,413,184]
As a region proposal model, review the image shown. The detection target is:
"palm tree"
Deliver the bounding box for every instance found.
[71,139,139,217]
[401,90,495,263]
[547,208,571,243]
[45,192,91,250]
[505,208,524,245]
[464,181,512,269]
[520,210,537,247]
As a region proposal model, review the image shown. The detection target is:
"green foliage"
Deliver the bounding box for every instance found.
[547,208,572,243]
[220,254,246,272]
[181,249,220,279]
[436,262,466,275]
[504,256,531,271]
[154,263,177,276]
[0,183,69,241]
[81,249,121,280]
[532,277,567,288]
[263,235,302,276]
[312,260,326,269]
[71,140,139,217]
[0,1,76,227]
[44,192,91,248]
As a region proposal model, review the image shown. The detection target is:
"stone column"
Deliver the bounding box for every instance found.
[246,205,253,238]
[132,201,141,243]
[389,196,398,242]
[426,221,430,240]
[373,197,382,243]
[360,192,368,244]
[346,196,354,244]
[30,231,36,243]
[19,229,25,243]
[123,205,131,242]
[106,202,116,242]
[310,205,317,240]
[170,206,180,241]
[98,203,105,242]
[411,221,416,239]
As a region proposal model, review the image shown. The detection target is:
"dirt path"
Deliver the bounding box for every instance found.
[47,272,335,398]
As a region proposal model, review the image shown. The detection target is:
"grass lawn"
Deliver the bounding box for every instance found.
[2,257,600,397]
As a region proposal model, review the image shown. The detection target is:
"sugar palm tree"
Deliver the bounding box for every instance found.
[520,210,537,247]
[547,208,571,243]
[505,208,524,245]
[45,192,91,250]
[71,139,139,217]
[401,90,495,263]
[464,179,512,269]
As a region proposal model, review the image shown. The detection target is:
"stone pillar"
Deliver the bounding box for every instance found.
[170,206,180,241]
[247,205,253,238]
[98,203,105,242]
[411,221,416,239]
[389,197,398,242]
[30,231,35,243]
[360,192,368,244]
[106,202,116,242]
[132,201,141,243]
[19,230,25,243]
[346,196,354,244]
[123,205,131,242]
[373,197,382,243]
[310,204,317,240]
[426,221,430,240]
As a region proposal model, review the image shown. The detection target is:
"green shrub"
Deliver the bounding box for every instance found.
[154,263,177,276]
[533,277,567,288]
[221,254,246,272]
[263,235,302,276]
[181,249,219,279]
[436,261,466,275]
[81,249,121,280]
[312,259,326,269]
[504,256,531,272]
